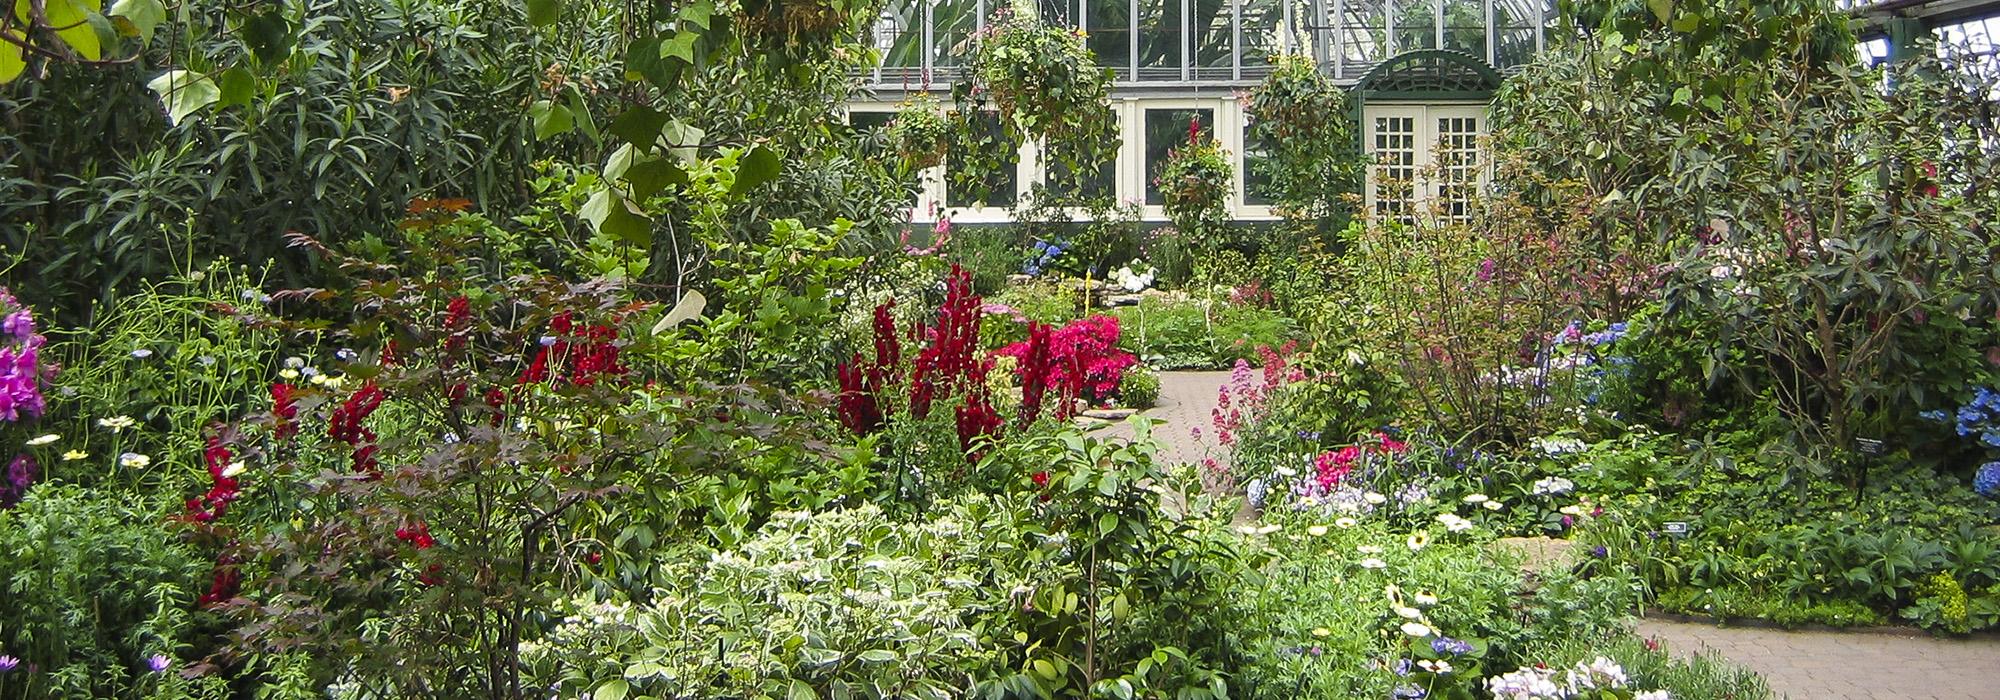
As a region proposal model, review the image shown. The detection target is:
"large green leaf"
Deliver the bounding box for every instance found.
[609,106,669,146]
[0,30,24,83]
[217,66,256,107]
[146,70,221,125]
[729,144,781,197]
[240,9,294,65]
[108,0,164,42]
[525,0,559,26]
[580,188,652,246]
[528,99,574,139]
[43,0,102,61]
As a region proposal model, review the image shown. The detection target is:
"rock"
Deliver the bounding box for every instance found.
[1101,294,1144,307]
[1081,408,1138,420]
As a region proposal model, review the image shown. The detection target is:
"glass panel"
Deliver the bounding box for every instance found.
[875,0,925,68]
[1492,0,1537,70]
[1442,0,1484,57]
[1048,157,1117,201]
[1371,114,1416,220]
[1240,0,1286,76]
[1243,118,1275,206]
[1192,0,1234,80]
[1086,0,1133,69]
[1433,115,1480,222]
[932,0,980,70]
[1394,0,1438,51]
[1144,108,1216,205]
[1339,0,1387,76]
[947,112,1019,208]
[1135,0,1183,80]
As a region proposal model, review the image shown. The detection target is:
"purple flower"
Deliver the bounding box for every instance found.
[145,654,171,673]
[1430,636,1474,655]
[1,311,32,341]
[0,454,35,509]
[1591,545,1609,559]
[0,654,18,672]
[1476,258,1496,282]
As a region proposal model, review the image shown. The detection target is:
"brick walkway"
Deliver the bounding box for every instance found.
[1636,619,2000,700]
[1097,370,1228,467]
[1113,373,2000,700]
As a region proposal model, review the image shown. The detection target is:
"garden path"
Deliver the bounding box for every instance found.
[1635,618,2000,700]
[1111,372,2000,700]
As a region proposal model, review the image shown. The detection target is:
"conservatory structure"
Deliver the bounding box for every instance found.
[851,0,2000,224]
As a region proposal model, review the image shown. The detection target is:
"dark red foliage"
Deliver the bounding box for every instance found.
[834,267,1009,465]
[270,383,298,440]
[1014,322,1055,425]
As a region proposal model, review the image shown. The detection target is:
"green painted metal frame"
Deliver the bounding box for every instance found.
[1347,49,1505,151]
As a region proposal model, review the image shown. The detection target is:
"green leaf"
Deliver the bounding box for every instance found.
[1032,659,1058,679]
[1097,513,1118,537]
[566,84,600,144]
[661,30,699,65]
[729,144,781,196]
[217,66,255,107]
[787,680,817,700]
[580,188,652,246]
[855,649,899,663]
[108,0,165,42]
[240,9,293,64]
[45,0,101,61]
[1646,0,1673,25]
[1672,86,1693,105]
[529,99,574,139]
[1670,10,1701,33]
[592,679,629,700]
[623,158,687,200]
[146,70,221,125]
[525,0,559,26]
[0,31,25,84]
[679,0,713,29]
[609,106,670,146]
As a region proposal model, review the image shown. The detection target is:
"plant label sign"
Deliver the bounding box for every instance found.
[1855,437,1885,455]
[1663,521,1691,538]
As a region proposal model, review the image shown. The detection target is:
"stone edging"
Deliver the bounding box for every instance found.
[1638,608,2000,641]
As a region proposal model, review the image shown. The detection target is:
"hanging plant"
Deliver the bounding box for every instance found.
[1245,54,1363,222]
[1157,127,1234,235]
[962,6,1118,166]
[887,96,952,169]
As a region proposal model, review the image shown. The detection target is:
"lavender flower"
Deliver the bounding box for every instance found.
[1,454,36,509]
[0,654,18,672]
[145,654,171,673]
[1430,636,1474,655]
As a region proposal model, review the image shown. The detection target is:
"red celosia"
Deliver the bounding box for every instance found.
[836,353,885,434]
[519,311,625,387]
[196,553,241,607]
[184,435,242,523]
[270,383,298,440]
[996,314,1137,419]
[442,295,472,355]
[329,382,386,477]
[955,360,1003,459]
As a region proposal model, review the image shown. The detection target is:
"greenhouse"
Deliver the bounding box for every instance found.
[4,0,2000,698]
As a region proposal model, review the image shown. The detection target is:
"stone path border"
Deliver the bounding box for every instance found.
[1106,371,2000,700]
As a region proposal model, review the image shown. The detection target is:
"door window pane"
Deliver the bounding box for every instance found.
[1371,114,1416,220]
[1144,108,1216,205]
[1434,115,1480,222]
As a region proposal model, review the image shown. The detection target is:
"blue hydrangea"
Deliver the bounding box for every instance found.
[1945,387,2000,446]
[1975,462,2000,498]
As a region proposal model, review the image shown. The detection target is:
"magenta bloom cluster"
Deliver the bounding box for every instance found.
[0,289,45,423]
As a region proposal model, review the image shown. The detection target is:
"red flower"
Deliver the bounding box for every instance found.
[270,383,298,440]
[1031,471,1049,488]
[329,383,387,477]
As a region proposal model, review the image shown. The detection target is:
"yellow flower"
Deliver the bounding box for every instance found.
[118,452,151,469]
[1311,627,1331,638]
[61,450,87,461]
[279,368,301,380]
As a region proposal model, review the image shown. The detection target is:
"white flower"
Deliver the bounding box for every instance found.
[1462,493,1490,504]
[1275,466,1298,477]
[1710,264,1736,279]
[98,416,136,432]
[1335,517,1358,529]
[1533,437,1587,455]
[1406,532,1430,551]
[1358,545,1383,554]
[1306,525,1329,537]
[1417,659,1454,674]
[25,434,58,446]
[1399,622,1431,637]
[279,368,300,380]
[1394,606,1423,619]
[1413,591,1438,606]
[1363,491,1387,504]
[1360,558,1388,570]
[220,461,246,479]
[1255,524,1281,535]
[1532,477,1576,496]
[284,356,305,369]
[1438,513,1473,532]
[119,452,151,469]
[1559,504,1586,516]
[1483,500,1504,511]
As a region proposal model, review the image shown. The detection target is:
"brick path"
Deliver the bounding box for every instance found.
[1636,619,2000,700]
[1097,370,1228,467]
[1114,372,2000,700]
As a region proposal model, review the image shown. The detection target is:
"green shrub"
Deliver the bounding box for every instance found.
[0,487,223,699]
[1110,295,1293,370]
[1119,365,1160,409]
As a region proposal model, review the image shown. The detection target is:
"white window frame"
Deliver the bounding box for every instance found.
[1362,101,1489,217]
